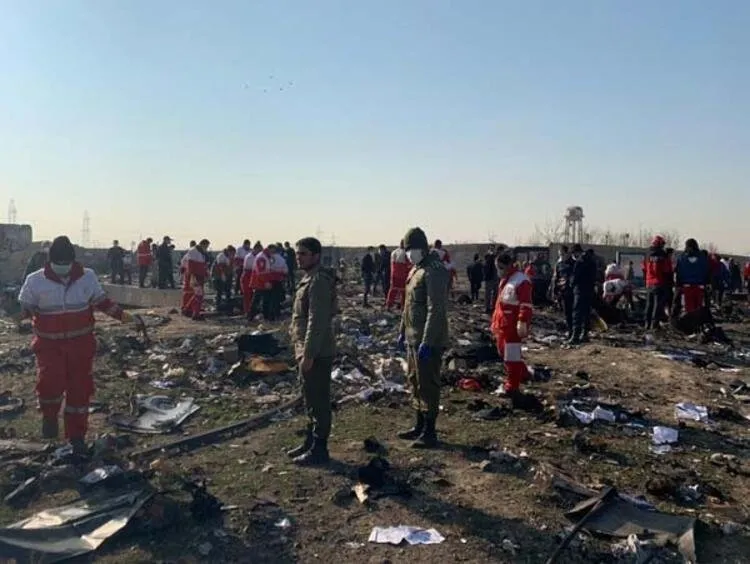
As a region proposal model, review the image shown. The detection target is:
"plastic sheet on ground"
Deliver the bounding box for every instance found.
[0,488,154,563]
[651,426,679,454]
[108,395,200,434]
[675,402,709,423]
[565,491,696,563]
[368,526,445,545]
[563,402,617,425]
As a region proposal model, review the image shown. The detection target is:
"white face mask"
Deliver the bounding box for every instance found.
[51,263,72,277]
[407,249,424,264]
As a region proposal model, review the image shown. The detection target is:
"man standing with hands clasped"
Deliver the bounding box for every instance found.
[397,227,449,448]
[288,237,338,465]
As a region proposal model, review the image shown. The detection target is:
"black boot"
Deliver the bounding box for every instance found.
[70,438,88,456]
[286,426,313,458]
[41,417,59,440]
[292,438,330,466]
[411,416,438,449]
[397,412,425,440]
[567,330,582,345]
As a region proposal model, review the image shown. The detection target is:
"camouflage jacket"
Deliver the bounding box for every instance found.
[290,265,338,360]
[400,252,450,348]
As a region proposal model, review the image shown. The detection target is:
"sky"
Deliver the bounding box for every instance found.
[1,0,748,252]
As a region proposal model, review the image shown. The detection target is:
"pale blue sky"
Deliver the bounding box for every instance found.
[1,1,748,252]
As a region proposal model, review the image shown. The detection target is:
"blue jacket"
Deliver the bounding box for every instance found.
[675,252,709,286]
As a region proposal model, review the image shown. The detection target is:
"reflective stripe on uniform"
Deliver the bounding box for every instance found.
[64,405,89,414]
[504,342,522,362]
[38,396,64,405]
[34,325,94,340]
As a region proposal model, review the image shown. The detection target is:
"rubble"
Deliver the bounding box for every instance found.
[0,274,749,562]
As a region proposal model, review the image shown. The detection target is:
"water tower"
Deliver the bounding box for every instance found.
[563,206,584,243]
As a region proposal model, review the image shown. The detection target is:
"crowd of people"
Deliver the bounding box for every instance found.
[13,228,750,463]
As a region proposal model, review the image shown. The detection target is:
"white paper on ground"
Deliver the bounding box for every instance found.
[368,526,445,545]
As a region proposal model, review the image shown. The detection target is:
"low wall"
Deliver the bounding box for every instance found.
[102,284,182,308]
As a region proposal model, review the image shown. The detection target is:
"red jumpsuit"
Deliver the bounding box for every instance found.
[136,240,152,268]
[491,268,533,393]
[386,248,411,309]
[241,252,256,314]
[18,263,126,440]
[744,263,750,289]
[183,247,207,317]
[180,252,192,314]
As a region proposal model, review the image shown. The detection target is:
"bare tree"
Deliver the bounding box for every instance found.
[661,230,681,248]
[529,219,565,245]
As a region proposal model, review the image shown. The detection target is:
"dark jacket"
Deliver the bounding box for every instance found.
[467,262,484,285]
[361,254,375,277]
[157,243,173,267]
[571,254,596,293]
[555,257,575,292]
[483,253,497,281]
[675,250,709,286]
[107,246,125,265]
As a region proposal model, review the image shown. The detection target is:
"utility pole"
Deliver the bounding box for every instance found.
[7,199,17,224]
[81,211,91,247]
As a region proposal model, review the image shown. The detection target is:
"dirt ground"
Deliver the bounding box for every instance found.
[1,279,750,563]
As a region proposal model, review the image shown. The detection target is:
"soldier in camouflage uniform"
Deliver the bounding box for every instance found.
[288,237,338,465]
[397,227,450,448]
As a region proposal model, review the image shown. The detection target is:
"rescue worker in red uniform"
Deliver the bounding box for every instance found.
[744,260,750,299]
[386,240,411,310]
[179,240,196,315]
[250,244,274,320]
[241,242,261,317]
[432,239,456,295]
[17,236,142,453]
[643,235,671,330]
[491,249,533,406]
[234,239,251,295]
[212,245,236,310]
[183,239,210,320]
[136,238,153,288]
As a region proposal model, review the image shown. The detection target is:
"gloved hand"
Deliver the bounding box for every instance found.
[396,333,406,352]
[516,321,529,339]
[417,343,432,361]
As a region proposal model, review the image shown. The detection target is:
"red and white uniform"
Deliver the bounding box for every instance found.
[603,278,630,304]
[269,252,289,284]
[524,264,537,278]
[434,248,457,288]
[241,252,257,313]
[605,263,624,281]
[183,247,207,317]
[250,249,272,291]
[386,248,411,309]
[18,263,126,440]
[212,252,232,280]
[490,267,532,393]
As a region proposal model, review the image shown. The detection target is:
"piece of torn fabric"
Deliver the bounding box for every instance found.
[0,488,154,563]
[565,492,697,563]
[108,395,200,434]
